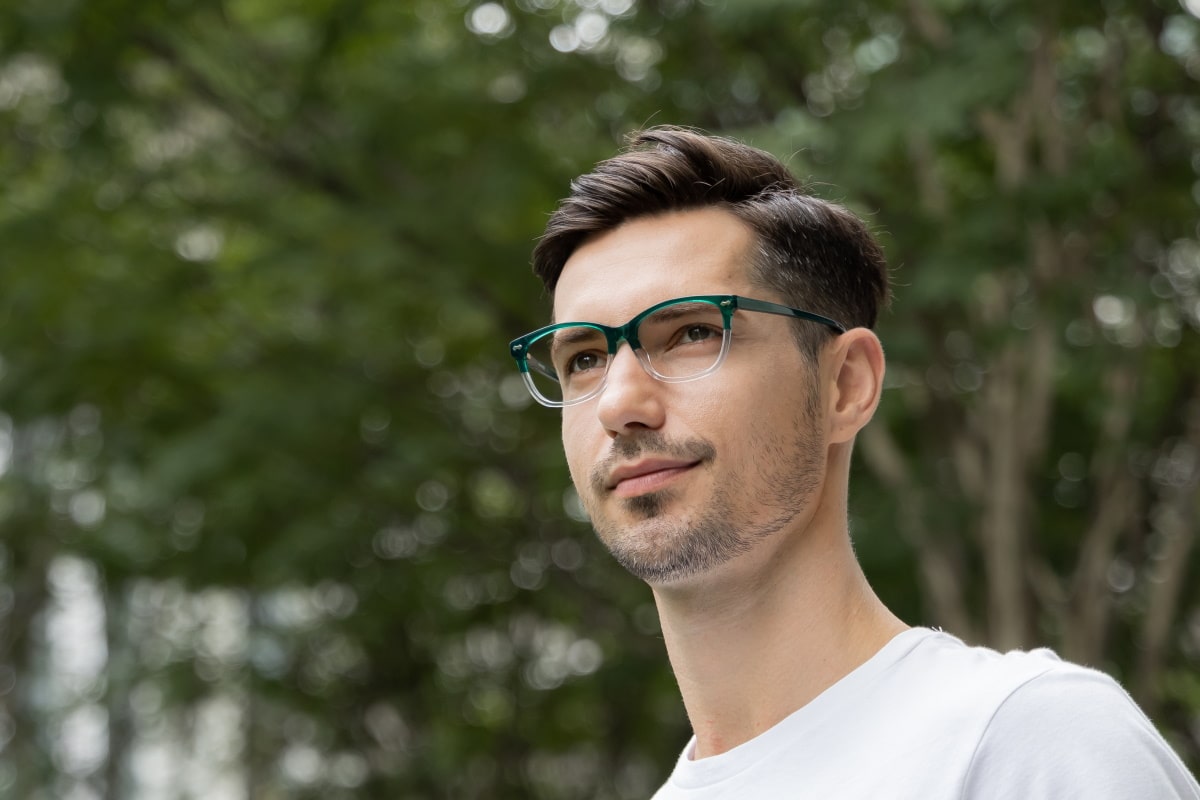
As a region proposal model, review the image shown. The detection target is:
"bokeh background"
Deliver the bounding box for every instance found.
[2,0,1199,797]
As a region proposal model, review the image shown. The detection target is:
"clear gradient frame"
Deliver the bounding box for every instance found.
[508,294,846,408]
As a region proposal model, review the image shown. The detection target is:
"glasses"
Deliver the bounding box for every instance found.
[508,295,846,408]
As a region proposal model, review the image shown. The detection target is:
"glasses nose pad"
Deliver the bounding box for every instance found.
[615,327,662,380]
[601,339,653,386]
[631,346,660,379]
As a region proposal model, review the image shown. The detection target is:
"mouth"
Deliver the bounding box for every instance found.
[606,458,701,498]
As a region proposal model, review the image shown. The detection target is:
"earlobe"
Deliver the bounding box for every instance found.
[827,329,885,445]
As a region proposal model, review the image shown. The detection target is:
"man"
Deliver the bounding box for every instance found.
[508,127,1200,797]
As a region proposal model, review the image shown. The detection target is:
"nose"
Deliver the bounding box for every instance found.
[595,344,666,436]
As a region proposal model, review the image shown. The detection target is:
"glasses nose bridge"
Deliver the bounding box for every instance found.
[605,318,646,357]
[601,319,656,382]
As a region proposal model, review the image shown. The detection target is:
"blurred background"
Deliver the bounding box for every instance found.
[1,0,1199,797]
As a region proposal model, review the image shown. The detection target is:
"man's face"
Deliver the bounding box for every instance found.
[553,208,829,586]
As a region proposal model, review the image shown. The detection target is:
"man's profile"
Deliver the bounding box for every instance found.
[508,127,1200,797]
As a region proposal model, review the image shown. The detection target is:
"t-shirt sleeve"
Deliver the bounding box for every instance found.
[960,664,1200,800]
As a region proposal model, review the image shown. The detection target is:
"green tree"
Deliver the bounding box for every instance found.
[0,0,1197,797]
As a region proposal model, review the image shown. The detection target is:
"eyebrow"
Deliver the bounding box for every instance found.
[549,325,605,356]
[546,301,721,353]
[643,302,717,321]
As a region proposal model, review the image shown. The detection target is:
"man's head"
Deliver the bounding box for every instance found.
[523,127,890,587]
[533,126,890,358]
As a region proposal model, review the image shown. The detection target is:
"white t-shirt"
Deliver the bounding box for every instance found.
[652,628,1200,799]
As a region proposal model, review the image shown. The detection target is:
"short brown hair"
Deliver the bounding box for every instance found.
[532,126,890,355]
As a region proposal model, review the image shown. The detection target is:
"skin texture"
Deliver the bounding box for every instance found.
[554,207,908,758]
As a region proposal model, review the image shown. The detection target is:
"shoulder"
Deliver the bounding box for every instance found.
[959,655,1200,799]
[894,629,1077,703]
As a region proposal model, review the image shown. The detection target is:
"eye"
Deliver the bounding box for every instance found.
[677,324,721,345]
[564,350,606,375]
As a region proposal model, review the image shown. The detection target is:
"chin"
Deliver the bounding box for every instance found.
[620,490,672,519]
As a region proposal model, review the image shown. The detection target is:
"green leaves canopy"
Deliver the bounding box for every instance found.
[1,0,1198,796]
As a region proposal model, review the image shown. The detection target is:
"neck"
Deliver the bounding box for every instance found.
[651,492,907,759]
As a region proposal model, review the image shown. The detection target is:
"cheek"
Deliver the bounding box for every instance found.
[560,412,593,484]
[686,388,726,430]
[687,387,718,416]
[697,373,811,454]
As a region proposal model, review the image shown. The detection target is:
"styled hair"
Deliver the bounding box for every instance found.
[532,126,890,355]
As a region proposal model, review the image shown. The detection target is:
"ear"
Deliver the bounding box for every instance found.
[825,328,885,445]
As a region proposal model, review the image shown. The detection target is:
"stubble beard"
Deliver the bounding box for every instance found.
[584,395,824,584]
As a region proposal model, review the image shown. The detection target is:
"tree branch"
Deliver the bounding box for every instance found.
[858,423,973,637]
[981,346,1029,649]
[1134,379,1200,710]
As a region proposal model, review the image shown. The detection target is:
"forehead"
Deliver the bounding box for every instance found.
[552,208,757,324]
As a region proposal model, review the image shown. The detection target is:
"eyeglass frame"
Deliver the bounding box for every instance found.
[508,294,847,408]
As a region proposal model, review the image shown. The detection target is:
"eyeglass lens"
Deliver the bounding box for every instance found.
[524,300,728,404]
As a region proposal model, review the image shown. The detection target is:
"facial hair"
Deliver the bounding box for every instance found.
[581,388,823,584]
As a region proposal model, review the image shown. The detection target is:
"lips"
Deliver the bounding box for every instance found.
[606,458,700,496]
[589,435,717,499]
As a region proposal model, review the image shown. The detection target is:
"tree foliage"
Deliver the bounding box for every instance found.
[1,0,1198,797]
